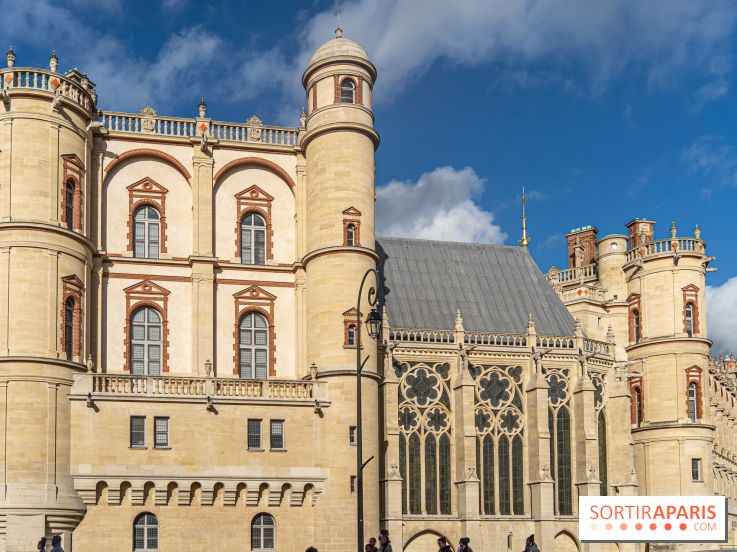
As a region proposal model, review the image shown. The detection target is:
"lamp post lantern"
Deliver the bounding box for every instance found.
[356,268,380,552]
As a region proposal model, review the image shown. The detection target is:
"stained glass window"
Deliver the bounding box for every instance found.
[512,434,524,514]
[498,436,511,515]
[548,407,556,514]
[425,434,437,514]
[399,434,407,514]
[439,433,451,514]
[598,410,608,496]
[557,408,572,515]
[408,433,421,514]
[482,435,494,514]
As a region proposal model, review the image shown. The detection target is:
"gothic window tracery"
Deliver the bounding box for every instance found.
[547,368,573,515]
[397,361,452,515]
[473,364,525,516]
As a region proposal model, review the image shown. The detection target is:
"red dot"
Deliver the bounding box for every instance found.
[680,523,687,531]
[635,523,643,530]
[650,523,657,530]
[665,523,672,530]
[620,523,628,531]
[605,523,613,531]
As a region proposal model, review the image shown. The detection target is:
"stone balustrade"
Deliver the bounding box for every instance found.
[465,333,527,347]
[388,328,455,344]
[74,373,325,403]
[583,338,612,357]
[546,263,598,285]
[100,110,299,147]
[0,67,95,111]
[625,237,705,263]
[559,285,608,303]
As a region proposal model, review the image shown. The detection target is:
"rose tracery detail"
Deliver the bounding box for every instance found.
[425,406,450,433]
[548,373,568,407]
[478,371,512,408]
[403,368,441,407]
[399,407,419,432]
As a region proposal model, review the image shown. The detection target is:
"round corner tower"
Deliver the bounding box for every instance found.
[0,50,96,550]
[621,219,713,497]
[301,29,381,549]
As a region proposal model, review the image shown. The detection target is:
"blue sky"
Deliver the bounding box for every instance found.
[2,0,736,352]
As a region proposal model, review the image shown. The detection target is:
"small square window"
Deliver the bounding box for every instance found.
[270,420,284,450]
[248,419,262,450]
[349,426,357,446]
[130,416,145,448]
[692,458,702,481]
[154,417,169,448]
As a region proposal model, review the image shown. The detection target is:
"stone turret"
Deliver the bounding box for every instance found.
[0,50,96,549]
[301,29,380,550]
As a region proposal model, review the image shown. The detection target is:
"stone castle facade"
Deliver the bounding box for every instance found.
[0,31,734,552]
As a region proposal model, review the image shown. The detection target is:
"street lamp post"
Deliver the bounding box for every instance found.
[356,268,382,552]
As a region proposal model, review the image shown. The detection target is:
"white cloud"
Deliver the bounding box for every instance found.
[376,166,507,244]
[0,0,223,113]
[683,135,737,196]
[707,277,737,355]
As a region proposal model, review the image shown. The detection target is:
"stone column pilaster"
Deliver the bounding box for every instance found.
[454,350,480,536]
[381,348,403,549]
[191,145,214,257]
[525,369,555,552]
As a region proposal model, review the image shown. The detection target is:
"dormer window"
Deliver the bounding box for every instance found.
[341,79,355,103]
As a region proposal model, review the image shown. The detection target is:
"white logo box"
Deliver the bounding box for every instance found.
[579,496,728,543]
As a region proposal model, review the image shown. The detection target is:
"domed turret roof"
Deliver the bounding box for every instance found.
[308,27,370,66]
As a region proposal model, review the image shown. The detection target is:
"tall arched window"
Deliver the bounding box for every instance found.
[685,303,694,337]
[65,180,75,231]
[634,387,643,427]
[238,312,269,379]
[688,382,698,422]
[555,407,573,515]
[133,205,160,259]
[498,435,511,514]
[347,324,356,346]
[633,309,641,342]
[598,410,608,496]
[511,435,524,514]
[130,307,162,375]
[398,362,452,516]
[481,435,494,514]
[425,434,437,514]
[346,223,356,246]
[341,79,355,103]
[240,213,266,265]
[64,297,74,361]
[251,513,275,550]
[133,512,158,551]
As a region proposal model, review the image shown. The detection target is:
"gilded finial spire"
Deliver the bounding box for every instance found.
[519,187,530,248]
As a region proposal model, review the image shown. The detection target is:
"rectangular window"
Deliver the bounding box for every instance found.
[130,416,145,448]
[154,417,169,448]
[350,475,356,494]
[349,426,357,446]
[692,458,702,481]
[248,419,262,450]
[270,420,284,450]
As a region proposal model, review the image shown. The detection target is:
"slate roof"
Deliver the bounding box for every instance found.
[376,237,576,335]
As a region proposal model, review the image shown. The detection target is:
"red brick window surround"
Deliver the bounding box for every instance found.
[235,186,274,263]
[61,154,84,232]
[682,284,700,337]
[627,294,642,343]
[233,286,277,377]
[630,377,643,426]
[343,308,361,348]
[342,207,362,247]
[123,280,170,373]
[61,275,84,361]
[334,76,363,105]
[685,366,703,422]
[126,178,168,256]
